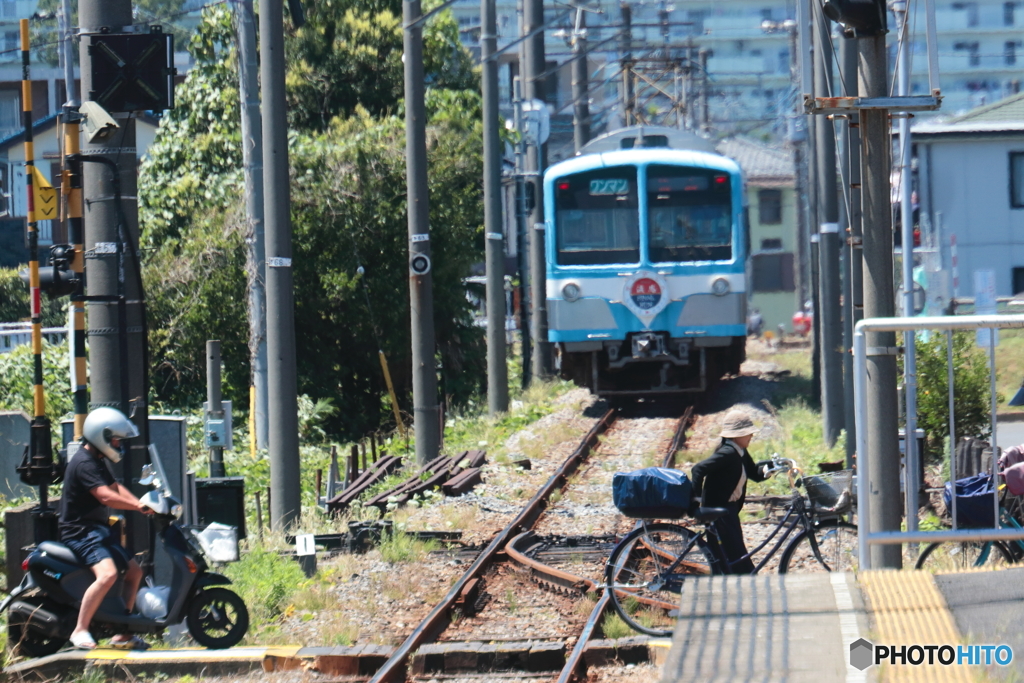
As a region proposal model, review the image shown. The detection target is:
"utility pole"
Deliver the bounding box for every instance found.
[207,340,225,477]
[79,0,149,553]
[235,0,268,453]
[894,0,919,531]
[839,32,863,465]
[859,28,901,569]
[814,10,844,447]
[513,77,531,388]
[572,10,590,153]
[260,0,301,527]
[525,0,551,379]
[620,2,633,126]
[698,48,710,132]
[404,0,441,464]
[482,0,508,415]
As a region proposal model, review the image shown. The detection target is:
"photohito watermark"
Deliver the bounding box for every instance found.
[849,639,1013,670]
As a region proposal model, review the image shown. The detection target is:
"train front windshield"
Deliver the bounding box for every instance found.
[647,165,732,262]
[554,168,639,265]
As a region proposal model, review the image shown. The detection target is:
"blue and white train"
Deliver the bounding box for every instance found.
[543,126,748,398]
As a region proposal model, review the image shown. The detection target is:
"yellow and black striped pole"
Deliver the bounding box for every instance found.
[21,18,45,424]
[20,17,57,539]
[63,109,87,439]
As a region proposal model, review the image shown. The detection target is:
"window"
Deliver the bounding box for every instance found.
[1011,152,1024,208]
[955,41,981,67]
[758,188,783,224]
[1005,1,1018,25]
[761,238,783,250]
[554,167,639,265]
[646,165,733,262]
[952,2,979,27]
[1013,267,1024,295]
[751,253,795,292]
[1007,41,1021,65]
[761,8,773,20]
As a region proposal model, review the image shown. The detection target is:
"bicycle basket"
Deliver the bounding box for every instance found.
[943,474,996,529]
[802,470,854,513]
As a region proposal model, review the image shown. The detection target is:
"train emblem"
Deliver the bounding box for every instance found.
[623,271,670,321]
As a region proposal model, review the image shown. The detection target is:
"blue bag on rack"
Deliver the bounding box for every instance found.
[612,467,692,519]
[943,474,997,529]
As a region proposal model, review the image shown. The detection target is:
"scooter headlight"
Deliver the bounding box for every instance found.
[171,504,183,519]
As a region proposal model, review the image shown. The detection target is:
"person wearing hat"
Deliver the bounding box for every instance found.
[689,410,777,574]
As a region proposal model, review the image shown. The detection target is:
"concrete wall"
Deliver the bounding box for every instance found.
[921,135,1024,297]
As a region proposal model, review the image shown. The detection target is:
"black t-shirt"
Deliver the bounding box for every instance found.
[59,447,116,541]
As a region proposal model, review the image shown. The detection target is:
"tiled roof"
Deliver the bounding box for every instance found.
[913,92,1024,135]
[716,136,794,184]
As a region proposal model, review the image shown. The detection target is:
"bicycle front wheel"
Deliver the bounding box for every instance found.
[779,520,858,573]
[914,541,1014,571]
[604,522,716,637]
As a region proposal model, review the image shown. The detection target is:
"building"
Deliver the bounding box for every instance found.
[914,91,1024,299]
[450,0,1024,149]
[717,136,800,332]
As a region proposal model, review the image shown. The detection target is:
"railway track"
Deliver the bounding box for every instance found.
[367,405,695,683]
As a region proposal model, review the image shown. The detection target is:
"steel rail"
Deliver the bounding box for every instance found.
[556,410,693,683]
[368,408,617,683]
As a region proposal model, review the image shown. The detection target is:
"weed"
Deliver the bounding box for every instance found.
[601,612,632,640]
[377,531,438,564]
[505,588,519,613]
[223,545,306,628]
[549,489,563,505]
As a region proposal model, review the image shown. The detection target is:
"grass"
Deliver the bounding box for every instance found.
[377,531,438,564]
[995,328,1024,413]
[601,612,632,640]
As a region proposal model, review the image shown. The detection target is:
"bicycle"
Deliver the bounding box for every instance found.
[915,483,1024,571]
[604,456,858,637]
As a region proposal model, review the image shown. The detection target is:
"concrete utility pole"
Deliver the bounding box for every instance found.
[894,0,919,530]
[525,0,551,379]
[482,0,508,415]
[513,77,532,388]
[572,10,590,153]
[260,0,301,528]
[79,0,149,553]
[859,31,901,568]
[839,33,863,465]
[814,11,844,447]
[404,0,441,464]
[207,340,225,477]
[235,0,268,452]
[698,48,710,132]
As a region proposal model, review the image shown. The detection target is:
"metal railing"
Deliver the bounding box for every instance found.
[0,323,67,354]
[853,314,1024,569]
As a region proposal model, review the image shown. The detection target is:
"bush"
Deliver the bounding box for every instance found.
[913,331,995,451]
[223,546,306,627]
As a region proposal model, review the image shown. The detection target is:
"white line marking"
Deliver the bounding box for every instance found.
[830,573,867,683]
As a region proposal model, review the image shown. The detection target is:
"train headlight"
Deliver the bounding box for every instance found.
[711,278,730,296]
[562,283,581,302]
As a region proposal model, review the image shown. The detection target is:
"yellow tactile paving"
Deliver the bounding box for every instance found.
[859,570,972,683]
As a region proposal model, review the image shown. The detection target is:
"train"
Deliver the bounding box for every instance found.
[543,125,748,398]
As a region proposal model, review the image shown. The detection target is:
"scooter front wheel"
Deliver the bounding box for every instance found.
[186,587,249,649]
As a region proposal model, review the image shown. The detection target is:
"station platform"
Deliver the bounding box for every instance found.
[658,567,1024,683]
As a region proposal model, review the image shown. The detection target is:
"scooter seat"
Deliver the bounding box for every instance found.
[37,541,83,565]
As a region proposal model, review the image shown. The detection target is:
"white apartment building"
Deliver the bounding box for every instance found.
[451,0,1024,147]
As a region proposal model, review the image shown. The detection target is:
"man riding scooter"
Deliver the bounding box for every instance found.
[60,407,152,650]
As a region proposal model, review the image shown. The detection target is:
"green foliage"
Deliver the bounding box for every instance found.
[138,5,486,439]
[222,546,306,627]
[377,530,437,563]
[601,612,631,640]
[0,268,68,326]
[0,340,74,424]
[913,331,994,449]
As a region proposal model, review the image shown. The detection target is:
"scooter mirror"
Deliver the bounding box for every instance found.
[139,464,156,486]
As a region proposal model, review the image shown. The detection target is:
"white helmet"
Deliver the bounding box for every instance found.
[82,407,139,463]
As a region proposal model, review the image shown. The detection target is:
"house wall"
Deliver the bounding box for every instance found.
[921,134,1024,297]
[745,181,800,333]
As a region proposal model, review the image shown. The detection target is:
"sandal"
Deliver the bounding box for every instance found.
[110,635,150,650]
[70,631,97,650]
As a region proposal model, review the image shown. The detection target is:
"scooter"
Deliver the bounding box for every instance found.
[0,452,249,657]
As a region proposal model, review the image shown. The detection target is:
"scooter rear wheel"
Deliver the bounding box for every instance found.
[8,623,66,658]
[186,587,249,649]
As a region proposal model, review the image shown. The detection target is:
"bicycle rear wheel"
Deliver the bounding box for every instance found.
[778,520,858,573]
[604,522,716,637]
[914,541,1014,571]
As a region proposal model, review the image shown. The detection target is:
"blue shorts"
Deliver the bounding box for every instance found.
[64,525,131,573]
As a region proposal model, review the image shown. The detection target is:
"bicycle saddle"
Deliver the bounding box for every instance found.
[693,507,730,523]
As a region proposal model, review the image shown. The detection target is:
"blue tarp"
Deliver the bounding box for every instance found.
[943,474,997,529]
[612,467,692,519]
